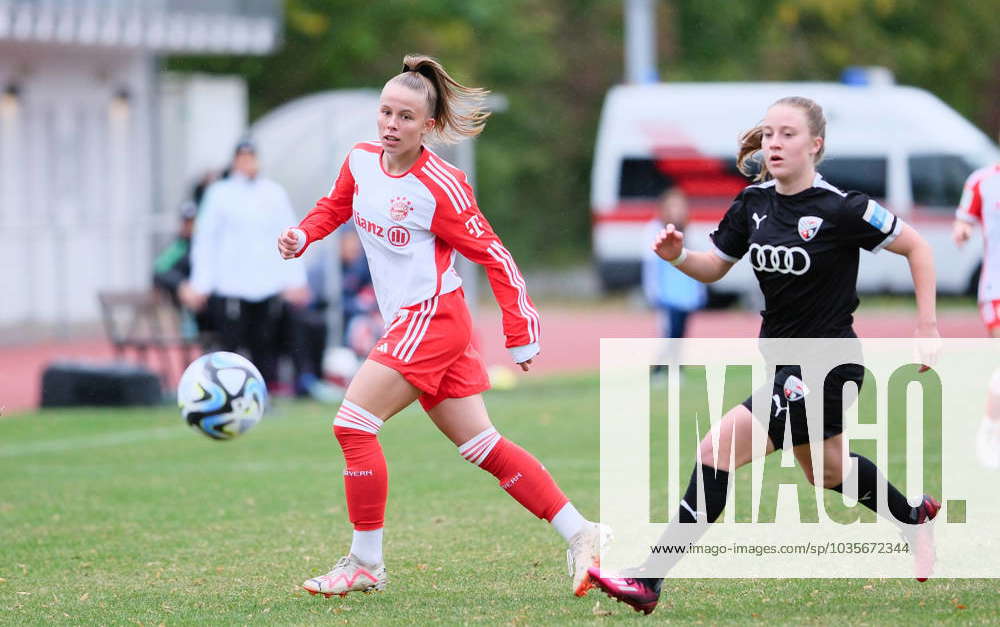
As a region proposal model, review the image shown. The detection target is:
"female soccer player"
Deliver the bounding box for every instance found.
[588,96,942,614]
[952,161,1000,467]
[276,54,607,599]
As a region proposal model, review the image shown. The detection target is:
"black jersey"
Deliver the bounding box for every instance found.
[710,174,901,338]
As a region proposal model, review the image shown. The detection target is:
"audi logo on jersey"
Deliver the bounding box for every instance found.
[749,243,811,275]
[387,226,410,247]
[355,211,410,247]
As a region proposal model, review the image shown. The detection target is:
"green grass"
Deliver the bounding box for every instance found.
[1,373,998,625]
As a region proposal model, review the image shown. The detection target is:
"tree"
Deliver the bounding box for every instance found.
[169,0,999,267]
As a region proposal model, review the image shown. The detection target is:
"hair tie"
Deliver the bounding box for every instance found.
[402,63,434,80]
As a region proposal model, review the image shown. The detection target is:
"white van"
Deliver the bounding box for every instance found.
[591,82,1000,295]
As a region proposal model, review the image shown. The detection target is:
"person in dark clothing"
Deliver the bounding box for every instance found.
[589,96,943,614]
[153,174,219,338]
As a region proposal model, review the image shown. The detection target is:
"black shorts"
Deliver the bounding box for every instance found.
[740,363,865,449]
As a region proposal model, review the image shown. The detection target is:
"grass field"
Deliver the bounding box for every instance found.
[2,373,999,625]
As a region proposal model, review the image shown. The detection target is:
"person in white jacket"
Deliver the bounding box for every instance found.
[181,140,310,387]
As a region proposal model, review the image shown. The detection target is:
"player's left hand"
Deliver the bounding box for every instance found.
[915,324,942,373]
[518,358,534,372]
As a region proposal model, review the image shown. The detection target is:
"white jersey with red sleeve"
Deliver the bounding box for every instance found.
[956,163,1000,302]
[295,141,540,358]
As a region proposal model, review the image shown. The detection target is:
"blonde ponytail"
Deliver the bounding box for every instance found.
[389,54,490,144]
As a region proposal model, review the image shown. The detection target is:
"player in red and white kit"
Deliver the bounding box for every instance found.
[277,54,609,599]
[953,162,1000,468]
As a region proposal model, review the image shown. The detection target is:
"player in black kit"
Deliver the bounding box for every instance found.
[588,97,943,615]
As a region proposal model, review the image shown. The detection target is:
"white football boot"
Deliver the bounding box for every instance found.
[302,554,387,597]
[567,522,614,596]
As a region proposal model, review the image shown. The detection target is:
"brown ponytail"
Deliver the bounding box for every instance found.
[388,53,490,144]
[736,125,766,181]
[736,96,827,182]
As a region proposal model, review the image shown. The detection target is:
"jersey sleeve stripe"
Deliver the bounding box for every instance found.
[421,166,464,214]
[487,242,541,343]
[426,157,472,209]
[957,177,983,220]
[400,295,439,363]
[427,153,472,205]
[488,242,541,342]
[712,245,740,263]
[871,217,903,254]
[862,199,894,234]
[425,159,471,211]
[487,244,537,342]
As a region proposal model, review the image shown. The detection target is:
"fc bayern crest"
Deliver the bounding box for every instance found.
[798,216,823,241]
[389,196,413,221]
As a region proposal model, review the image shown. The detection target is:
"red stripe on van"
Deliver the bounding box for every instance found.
[593,202,728,224]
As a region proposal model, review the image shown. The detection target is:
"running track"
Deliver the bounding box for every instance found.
[0,308,984,415]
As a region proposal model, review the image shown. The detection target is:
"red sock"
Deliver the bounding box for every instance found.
[459,427,569,521]
[333,400,387,531]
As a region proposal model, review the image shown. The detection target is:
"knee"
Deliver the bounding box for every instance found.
[820,466,842,489]
[333,401,384,451]
[699,439,726,471]
[801,465,841,489]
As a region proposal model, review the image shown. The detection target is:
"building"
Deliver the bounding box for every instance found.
[0,0,282,333]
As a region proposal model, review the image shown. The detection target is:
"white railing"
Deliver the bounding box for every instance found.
[0,0,282,53]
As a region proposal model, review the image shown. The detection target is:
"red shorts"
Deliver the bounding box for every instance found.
[369,288,490,411]
[981,300,1000,331]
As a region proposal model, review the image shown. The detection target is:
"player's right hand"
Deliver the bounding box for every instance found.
[653,224,685,262]
[951,220,972,247]
[277,227,303,259]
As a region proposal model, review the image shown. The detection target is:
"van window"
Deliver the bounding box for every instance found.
[818,157,887,199]
[909,154,974,208]
[619,158,673,199]
[619,157,749,200]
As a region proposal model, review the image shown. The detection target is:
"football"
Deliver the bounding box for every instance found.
[177,351,268,440]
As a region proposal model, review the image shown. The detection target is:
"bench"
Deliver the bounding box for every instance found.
[97,289,202,387]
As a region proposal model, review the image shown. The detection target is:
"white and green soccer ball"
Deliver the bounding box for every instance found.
[178,351,268,440]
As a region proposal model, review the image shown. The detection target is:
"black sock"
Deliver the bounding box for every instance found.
[830,453,918,525]
[641,465,730,576]
[681,464,730,523]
